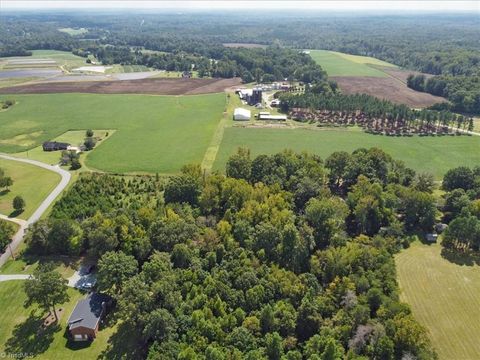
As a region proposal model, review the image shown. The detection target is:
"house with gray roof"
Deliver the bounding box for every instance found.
[67,292,111,341]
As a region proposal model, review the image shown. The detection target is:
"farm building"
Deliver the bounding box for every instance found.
[42,141,70,152]
[233,108,251,121]
[426,233,438,243]
[236,88,263,106]
[257,112,287,121]
[67,292,111,341]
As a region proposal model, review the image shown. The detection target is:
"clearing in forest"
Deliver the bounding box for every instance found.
[396,242,480,360]
[308,50,396,77]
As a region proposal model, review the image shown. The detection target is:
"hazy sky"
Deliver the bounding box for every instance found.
[2,1,479,12]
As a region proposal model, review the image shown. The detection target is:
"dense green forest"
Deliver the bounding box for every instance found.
[22,148,447,359]
[1,12,478,112]
[407,74,480,114]
[440,166,480,252]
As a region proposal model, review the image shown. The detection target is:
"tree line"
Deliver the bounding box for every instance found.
[439,166,480,252]
[407,74,480,115]
[23,148,442,359]
[279,92,474,135]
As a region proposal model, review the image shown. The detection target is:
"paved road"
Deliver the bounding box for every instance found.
[0,154,71,267]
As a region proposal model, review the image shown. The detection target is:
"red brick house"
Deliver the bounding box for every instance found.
[67,293,110,341]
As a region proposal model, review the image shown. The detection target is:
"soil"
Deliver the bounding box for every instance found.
[0,77,243,95]
[331,74,447,108]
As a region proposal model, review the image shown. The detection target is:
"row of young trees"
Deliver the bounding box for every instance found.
[24,148,440,359]
[280,93,474,135]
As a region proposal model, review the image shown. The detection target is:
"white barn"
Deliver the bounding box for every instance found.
[233,108,251,121]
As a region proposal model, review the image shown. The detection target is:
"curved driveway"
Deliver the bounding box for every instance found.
[0,154,71,267]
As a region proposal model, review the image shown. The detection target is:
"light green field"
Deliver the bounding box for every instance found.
[213,127,480,179]
[396,242,480,360]
[308,50,397,77]
[0,158,60,219]
[0,93,225,174]
[0,280,118,359]
[14,129,113,166]
[58,27,88,36]
[105,64,153,74]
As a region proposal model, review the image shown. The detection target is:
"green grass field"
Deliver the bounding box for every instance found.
[308,50,396,77]
[58,27,88,36]
[0,93,226,174]
[13,129,113,166]
[0,50,93,72]
[0,158,60,219]
[396,242,480,360]
[213,127,480,179]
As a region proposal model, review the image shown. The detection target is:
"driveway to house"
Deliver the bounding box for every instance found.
[0,153,71,268]
[67,265,96,289]
[0,274,31,281]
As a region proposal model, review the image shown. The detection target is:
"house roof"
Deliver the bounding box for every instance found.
[43,141,70,148]
[67,293,110,331]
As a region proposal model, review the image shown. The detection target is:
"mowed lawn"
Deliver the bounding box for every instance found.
[396,242,480,360]
[0,158,60,219]
[213,127,480,179]
[0,280,117,359]
[308,50,396,77]
[0,93,226,174]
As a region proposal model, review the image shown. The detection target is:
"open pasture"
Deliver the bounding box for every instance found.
[396,242,480,360]
[310,50,446,108]
[0,158,60,219]
[213,126,480,179]
[0,93,226,174]
[308,50,395,77]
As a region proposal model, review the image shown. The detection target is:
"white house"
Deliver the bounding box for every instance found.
[233,108,251,121]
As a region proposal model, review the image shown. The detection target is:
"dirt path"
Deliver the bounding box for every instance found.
[0,154,71,268]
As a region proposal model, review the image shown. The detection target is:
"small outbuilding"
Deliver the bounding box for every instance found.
[233,108,251,121]
[42,141,70,152]
[67,292,111,342]
[426,233,438,243]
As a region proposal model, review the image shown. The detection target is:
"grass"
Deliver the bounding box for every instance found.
[0,93,226,174]
[58,28,88,36]
[105,65,153,74]
[14,129,113,166]
[0,278,141,359]
[0,280,116,359]
[213,127,480,179]
[308,50,396,77]
[396,241,480,360]
[0,158,61,219]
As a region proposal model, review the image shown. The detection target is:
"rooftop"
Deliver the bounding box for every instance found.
[67,292,110,330]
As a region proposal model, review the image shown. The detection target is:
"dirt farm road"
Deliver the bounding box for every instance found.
[0,154,71,268]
